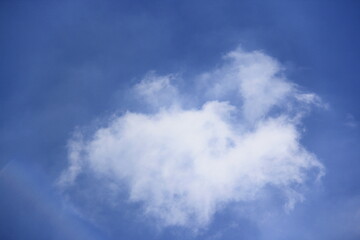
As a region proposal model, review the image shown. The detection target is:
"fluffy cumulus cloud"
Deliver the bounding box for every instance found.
[59,48,324,228]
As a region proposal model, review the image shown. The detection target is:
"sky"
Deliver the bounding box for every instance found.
[0,1,360,240]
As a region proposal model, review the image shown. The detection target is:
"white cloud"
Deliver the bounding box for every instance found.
[201,49,293,122]
[59,48,325,228]
[133,72,180,109]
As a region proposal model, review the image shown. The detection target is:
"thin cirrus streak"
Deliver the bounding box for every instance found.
[59,48,325,228]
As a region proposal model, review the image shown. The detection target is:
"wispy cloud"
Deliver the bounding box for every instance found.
[59,48,324,228]
[345,113,358,128]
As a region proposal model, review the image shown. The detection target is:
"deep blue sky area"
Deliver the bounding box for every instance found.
[1,1,360,240]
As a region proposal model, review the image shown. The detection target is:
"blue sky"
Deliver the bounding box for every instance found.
[1,1,360,239]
